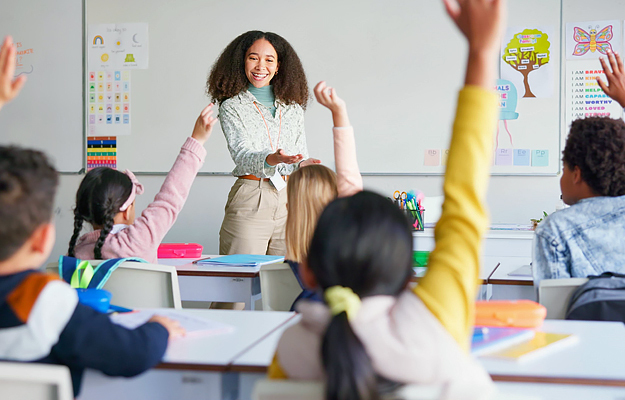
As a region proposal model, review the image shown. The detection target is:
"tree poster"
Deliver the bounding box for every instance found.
[501,26,555,99]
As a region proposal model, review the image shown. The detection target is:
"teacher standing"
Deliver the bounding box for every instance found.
[207,31,318,255]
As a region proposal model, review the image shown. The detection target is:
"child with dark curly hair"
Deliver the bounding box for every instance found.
[207,31,319,255]
[533,50,625,282]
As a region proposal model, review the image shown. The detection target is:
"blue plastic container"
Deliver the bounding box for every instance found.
[76,288,112,313]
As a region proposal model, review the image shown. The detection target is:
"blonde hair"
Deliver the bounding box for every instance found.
[285,165,338,263]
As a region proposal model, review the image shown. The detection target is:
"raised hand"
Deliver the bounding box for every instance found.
[314,81,350,127]
[597,51,625,108]
[0,36,27,110]
[149,315,186,339]
[191,103,218,145]
[266,149,304,166]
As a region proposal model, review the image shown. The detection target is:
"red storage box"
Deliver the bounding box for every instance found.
[157,243,203,259]
[475,300,546,328]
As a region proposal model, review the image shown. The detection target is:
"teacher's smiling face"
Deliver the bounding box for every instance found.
[245,39,279,88]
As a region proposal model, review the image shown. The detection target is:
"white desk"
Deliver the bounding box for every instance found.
[79,309,296,400]
[159,256,264,310]
[414,228,534,258]
[483,320,625,387]
[495,382,625,400]
[487,256,536,301]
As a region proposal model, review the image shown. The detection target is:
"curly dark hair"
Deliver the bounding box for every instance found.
[0,146,58,261]
[563,117,625,197]
[207,30,309,108]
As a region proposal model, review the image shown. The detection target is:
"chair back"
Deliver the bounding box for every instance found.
[46,260,182,309]
[259,262,301,311]
[0,361,73,400]
[538,278,589,319]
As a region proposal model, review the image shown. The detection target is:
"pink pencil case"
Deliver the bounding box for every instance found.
[157,243,203,259]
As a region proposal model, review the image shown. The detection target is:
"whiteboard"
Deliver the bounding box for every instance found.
[0,0,84,173]
[87,0,562,175]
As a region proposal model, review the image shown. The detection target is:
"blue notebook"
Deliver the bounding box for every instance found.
[471,327,535,356]
[195,254,285,267]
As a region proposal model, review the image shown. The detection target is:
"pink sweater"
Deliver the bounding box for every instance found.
[73,137,206,263]
[333,126,363,197]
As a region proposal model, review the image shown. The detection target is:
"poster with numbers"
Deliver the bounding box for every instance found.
[87,70,131,136]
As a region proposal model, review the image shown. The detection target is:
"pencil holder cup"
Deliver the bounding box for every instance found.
[404,208,425,231]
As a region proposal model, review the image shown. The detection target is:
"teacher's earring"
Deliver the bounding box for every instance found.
[275,70,278,75]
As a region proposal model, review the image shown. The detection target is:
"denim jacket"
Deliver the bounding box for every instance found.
[532,195,625,283]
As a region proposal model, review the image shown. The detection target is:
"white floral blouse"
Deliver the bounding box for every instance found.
[219,90,309,178]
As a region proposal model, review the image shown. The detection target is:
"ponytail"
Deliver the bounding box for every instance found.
[322,312,379,400]
[94,202,116,259]
[67,209,84,257]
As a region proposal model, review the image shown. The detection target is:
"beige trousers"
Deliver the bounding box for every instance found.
[219,178,287,255]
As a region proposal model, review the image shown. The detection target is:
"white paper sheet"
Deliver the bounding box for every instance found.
[88,23,149,70]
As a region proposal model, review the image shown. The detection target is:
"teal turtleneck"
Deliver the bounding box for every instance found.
[248,83,277,117]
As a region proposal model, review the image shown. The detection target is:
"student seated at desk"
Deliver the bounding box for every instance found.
[0,146,185,397]
[67,105,217,263]
[285,81,363,310]
[533,51,625,283]
[268,0,504,397]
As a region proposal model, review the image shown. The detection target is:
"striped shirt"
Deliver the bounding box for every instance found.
[219,89,309,178]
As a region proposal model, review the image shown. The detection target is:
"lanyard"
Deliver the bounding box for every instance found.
[253,102,282,152]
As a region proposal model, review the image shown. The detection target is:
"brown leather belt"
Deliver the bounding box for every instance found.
[238,174,288,182]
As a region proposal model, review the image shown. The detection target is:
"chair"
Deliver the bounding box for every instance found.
[46,260,182,309]
[538,278,589,319]
[252,380,537,400]
[0,361,73,400]
[259,262,302,311]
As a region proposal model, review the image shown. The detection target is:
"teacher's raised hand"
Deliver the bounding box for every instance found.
[0,36,27,111]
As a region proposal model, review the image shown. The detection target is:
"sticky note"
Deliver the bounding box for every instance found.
[106,115,112,124]
[89,72,95,81]
[424,150,440,166]
[441,149,450,165]
[532,150,549,167]
[97,71,104,81]
[495,148,513,166]
[89,115,95,124]
[122,70,130,80]
[115,71,121,81]
[513,149,531,166]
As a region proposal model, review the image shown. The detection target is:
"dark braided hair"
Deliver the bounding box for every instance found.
[68,167,132,259]
[207,30,309,108]
[563,117,625,197]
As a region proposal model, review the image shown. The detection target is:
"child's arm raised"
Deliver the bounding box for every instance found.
[413,0,504,352]
[112,104,216,262]
[597,51,625,108]
[313,81,363,197]
[0,36,26,111]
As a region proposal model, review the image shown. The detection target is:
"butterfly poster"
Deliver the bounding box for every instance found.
[566,20,622,60]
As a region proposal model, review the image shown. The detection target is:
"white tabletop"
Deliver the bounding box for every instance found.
[488,256,533,284]
[157,309,296,369]
[481,320,625,384]
[414,228,535,241]
[495,382,625,400]
[159,255,262,276]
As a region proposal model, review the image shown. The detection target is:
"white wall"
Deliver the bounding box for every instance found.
[48,173,561,264]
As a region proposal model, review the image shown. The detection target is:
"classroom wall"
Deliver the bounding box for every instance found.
[47,173,560,264]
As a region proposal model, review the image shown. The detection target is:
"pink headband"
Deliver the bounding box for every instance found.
[119,170,144,212]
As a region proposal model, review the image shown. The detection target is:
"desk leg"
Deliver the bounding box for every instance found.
[81,369,238,400]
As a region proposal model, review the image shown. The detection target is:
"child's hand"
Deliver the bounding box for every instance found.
[0,36,27,111]
[300,158,321,167]
[314,81,350,127]
[149,315,186,339]
[598,51,625,108]
[443,0,506,55]
[266,149,304,166]
[192,104,217,145]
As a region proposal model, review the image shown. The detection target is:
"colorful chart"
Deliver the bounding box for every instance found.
[87,69,131,136]
[87,136,117,170]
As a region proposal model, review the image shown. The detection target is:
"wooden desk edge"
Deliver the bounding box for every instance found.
[177,270,259,278]
[487,279,534,286]
[155,362,228,372]
[491,374,625,387]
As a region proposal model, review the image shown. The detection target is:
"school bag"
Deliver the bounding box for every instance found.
[58,255,147,289]
[565,272,625,323]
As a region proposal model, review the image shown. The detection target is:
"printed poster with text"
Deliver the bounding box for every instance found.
[88,23,148,70]
[87,70,131,137]
[565,20,624,132]
[500,26,555,99]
